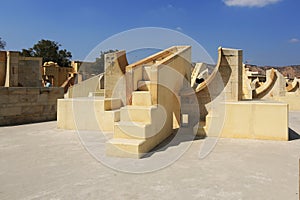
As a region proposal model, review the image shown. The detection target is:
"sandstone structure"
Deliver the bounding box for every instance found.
[42,61,74,87]
[0,51,64,125]
[57,46,291,158]
[246,68,300,111]
[0,51,43,87]
[0,87,63,126]
[183,48,288,140]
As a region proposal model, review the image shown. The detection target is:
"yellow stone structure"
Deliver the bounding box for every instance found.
[0,51,43,87]
[0,51,64,126]
[106,46,191,158]
[245,67,300,111]
[42,61,74,87]
[57,46,291,159]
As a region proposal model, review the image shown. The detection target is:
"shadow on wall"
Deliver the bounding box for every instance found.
[197,54,232,121]
[253,70,278,99]
[288,128,300,141]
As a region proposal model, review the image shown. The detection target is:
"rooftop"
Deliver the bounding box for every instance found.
[0,112,300,199]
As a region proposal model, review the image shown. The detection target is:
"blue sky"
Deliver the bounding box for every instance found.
[0,0,299,66]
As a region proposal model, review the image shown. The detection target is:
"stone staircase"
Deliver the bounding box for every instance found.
[106,65,168,158]
[137,66,152,92]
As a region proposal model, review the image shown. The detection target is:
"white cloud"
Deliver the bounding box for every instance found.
[176,27,182,31]
[289,38,300,43]
[223,0,281,7]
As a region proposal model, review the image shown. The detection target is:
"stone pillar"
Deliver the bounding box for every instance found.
[242,66,252,99]
[104,50,128,102]
[5,51,19,87]
[219,47,243,101]
[0,51,6,86]
[274,70,287,97]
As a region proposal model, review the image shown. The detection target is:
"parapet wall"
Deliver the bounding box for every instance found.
[0,87,64,126]
[0,51,43,87]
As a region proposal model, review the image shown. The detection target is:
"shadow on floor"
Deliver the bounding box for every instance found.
[289,128,300,141]
[142,127,300,158]
[142,128,204,158]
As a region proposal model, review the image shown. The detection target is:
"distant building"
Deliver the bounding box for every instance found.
[71,61,96,82]
[42,62,74,87]
[0,50,100,92]
[42,60,98,90]
[245,68,266,82]
[0,51,43,87]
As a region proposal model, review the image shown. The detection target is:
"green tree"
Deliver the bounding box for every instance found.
[21,39,72,67]
[0,37,6,50]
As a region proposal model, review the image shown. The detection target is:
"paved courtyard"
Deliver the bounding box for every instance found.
[0,112,300,200]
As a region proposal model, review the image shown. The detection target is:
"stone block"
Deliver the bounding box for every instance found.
[57,98,119,131]
[26,88,40,95]
[120,106,153,123]
[8,87,27,95]
[19,94,38,103]
[132,91,152,106]
[8,95,19,104]
[206,101,288,140]
[37,93,49,104]
[0,106,22,117]
[21,105,43,115]
[42,105,56,113]
[104,98,122,111]
[106,138,145,158]
[114,121,152,139]
[0,95,8,104]
[0,87,8,95]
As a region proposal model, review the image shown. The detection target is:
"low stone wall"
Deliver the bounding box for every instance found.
[0,87,64,126]
[206,101,288,140]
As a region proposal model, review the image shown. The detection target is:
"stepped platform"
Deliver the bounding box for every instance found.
[57,97,121,132]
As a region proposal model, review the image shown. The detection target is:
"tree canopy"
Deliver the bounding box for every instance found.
[21,39,72,67]
[0,37,6,50]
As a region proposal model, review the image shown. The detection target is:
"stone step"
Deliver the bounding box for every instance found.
[107,120,173,158]
[137,80,151,91]
[114,121,155,139]
[106,138,146,158]
[104,109,120,122]
[132,91,152,106]
[120,105,157,123]
[104,98,122,111]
